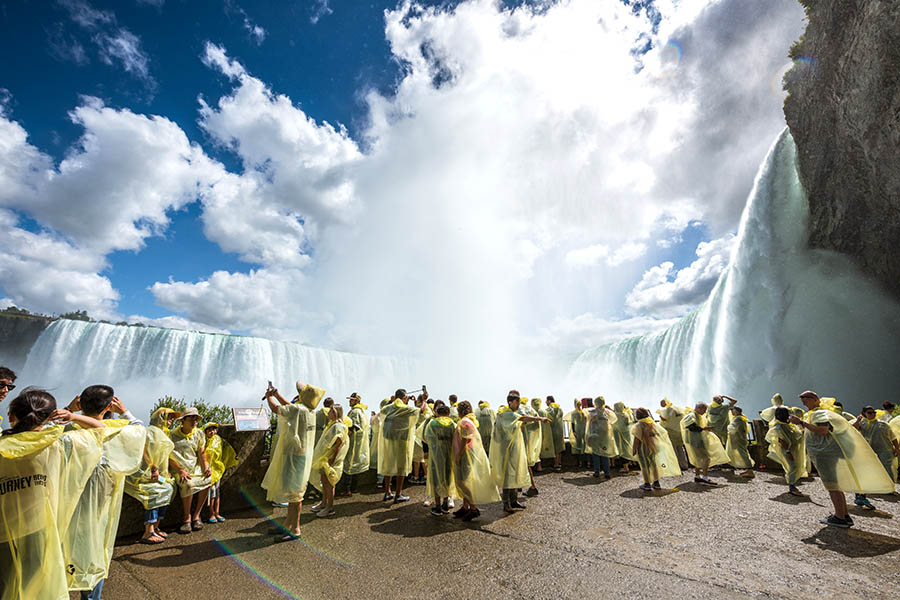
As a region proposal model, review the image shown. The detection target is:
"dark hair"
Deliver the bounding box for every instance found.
[3,388,56,435]
[426,399,434,405]
[457,401,472,417]
[862,405,876,414]
[732,406,743,415]
[432,400,446,411]
[774,407,790,422]
[79,384,115,416]
[547,395,555,402]
[634,407,650,420]
[448,394,458,403]
[882,401,895,411]
[833,401,843,409]
[435,404,451,417]
[323,397,334,408]
[395,389,407,400]
[0,366,16,381]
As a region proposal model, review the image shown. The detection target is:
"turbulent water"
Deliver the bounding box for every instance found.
[569,130,900,414]
[19,319,418,418]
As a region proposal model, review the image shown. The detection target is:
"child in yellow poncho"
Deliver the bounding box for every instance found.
[585,396,618,480]
[203,423,238,523]
[545,396,566,472]
[126,407,178,543]
[337,393,370,497]
[453,401,499,521]
[657,398,689,469]
[474,401,495,455]
[518,397,543,495]
[612,401,636,473]
[631,407,681,491]
[565,399,588,468]
[765,406,807,496]
[309,406,350,517]
[424,403,457,515]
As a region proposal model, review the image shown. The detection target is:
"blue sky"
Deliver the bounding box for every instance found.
[0,0,806,360]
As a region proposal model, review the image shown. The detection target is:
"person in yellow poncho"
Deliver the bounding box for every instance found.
[309,405,350,518]
[337,393,370,497]
[203,423,238,524]
[453,401,499,521]
[62,386,147,599]
[262,380,324,542]
[532,397,554,471]
[631,407,681,491]
[765,406,807,496]
[1,387,105,600]
[448,394,460,422]
[314,397,334,447]
[125,407,178,544]
[518,397,543,495]
[411,393,432,486]
[790,391,894,528]
[657,398,689,469]
[424,402,457,515]
[545,396,565,472]
[474,401,495,456]
[726,406,755,478]
[851,406,899,510]
[612,401,635,473]
[370,399,390,488]
[379,389,426,504]
[585,396,618,480]
[565,399,589,468]
[759,393,785,423]
[168,407,212,535]
[681,402,729,485]
[707,395,737,445]
[490,390,549,513]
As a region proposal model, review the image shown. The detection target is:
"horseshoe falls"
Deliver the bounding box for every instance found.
[568,130,900,413]
[19,319,417,417]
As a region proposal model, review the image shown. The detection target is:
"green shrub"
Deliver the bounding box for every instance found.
[151,396,234,425]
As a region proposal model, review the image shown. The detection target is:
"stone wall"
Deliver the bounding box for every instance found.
[784,0,900,298]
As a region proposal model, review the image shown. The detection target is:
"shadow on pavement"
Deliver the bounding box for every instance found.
[561,476,610,486]
[801,527,900,557]
[870,493,900,503]
[847,506,893,520]
[619,488,678,499]
[769,492,822,506]
[675,482,726,493]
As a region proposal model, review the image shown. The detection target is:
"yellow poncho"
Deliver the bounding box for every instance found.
[655,400,685,446]
[124,408,176,510]
[804,406,894,493]
[707,399,731,445]
[765,420,807,485]
[585,402,618,458]
[518,400,543,465]
[546,402,565,455]
[631,419,681,484]
[490,407,531,489]
[343,405,370,476]
[204,430,238,486]
[0,426,102,600]
[474,402,495,452]
[261,383,323,503]
[532,398,556,460]
[613,402,636,461]
[680,410,729,468]
[454,416,499,504]
[857,417,898,483]
[310,418,351,490]
[63,421,147,591]
[759,394,784,423]
[726,415,754,469]
[413,404,434,463]
[377,399,419,477]
[423,416,457,499]
[564,402,587,454]
[368,411,382,470]
[168,425,211,498]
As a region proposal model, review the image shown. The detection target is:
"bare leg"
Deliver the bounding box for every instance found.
[528,466,536,489]
[192,489,210,522]
[395,475,405,496]
[323,474,335,509]
[830,491,848,519]
[286,501,301,535]
[181,494,192,525]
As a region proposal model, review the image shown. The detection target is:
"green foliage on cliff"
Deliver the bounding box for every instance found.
[152,396,234,425]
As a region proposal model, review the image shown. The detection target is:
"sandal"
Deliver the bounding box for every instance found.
[177,522,192,534]
[140,535,165,544]
[275,532,301,543]
[191,519,203,531]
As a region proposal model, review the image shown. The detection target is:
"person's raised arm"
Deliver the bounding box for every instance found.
[50,409,105,429]
[789,414,829,436]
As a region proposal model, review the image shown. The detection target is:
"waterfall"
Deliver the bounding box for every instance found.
[568,130,900,413]
[19,320,418,418]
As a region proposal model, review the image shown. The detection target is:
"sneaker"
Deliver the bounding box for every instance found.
[592,472,600,478]
[177,522,192,534]
[698,477,715,486]
[452,506,468,518]
[430,506,443,517]
[447,498,455,509]
[652,482,662,490]
[393,494,410,504]
[440,499,450,513]
[383,492,394,502]
[553,466,562,472]
[316,508,335,518]
[423,498,433,507]
[525,487,538,497]
[503,504,515,514]
[693,477,703,483]
[191,520,203,531]
[462,508,480,521]
[310,502,323,511]
[271,501,289,507]
[819,514,851,528]
[510,500,526,510]
[854,497,876,510]
[639,483,652,491]
[845,515,855,526]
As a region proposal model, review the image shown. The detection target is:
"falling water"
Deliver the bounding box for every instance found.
[19,319,418,418]
[568,130,900,413]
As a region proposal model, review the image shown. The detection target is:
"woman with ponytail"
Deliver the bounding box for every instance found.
[0,388,106,600]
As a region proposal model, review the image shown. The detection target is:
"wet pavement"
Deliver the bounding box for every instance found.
[94,466,900,600]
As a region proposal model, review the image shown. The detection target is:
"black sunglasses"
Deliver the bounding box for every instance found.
[0,383,15,391]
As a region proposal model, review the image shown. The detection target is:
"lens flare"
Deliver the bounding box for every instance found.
[652,40,683,78]
[771,56,816,94]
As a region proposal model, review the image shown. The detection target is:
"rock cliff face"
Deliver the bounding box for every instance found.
[784,0,900,298]
[0,313,53,371]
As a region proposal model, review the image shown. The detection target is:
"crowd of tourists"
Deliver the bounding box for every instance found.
[1,365,898,599]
